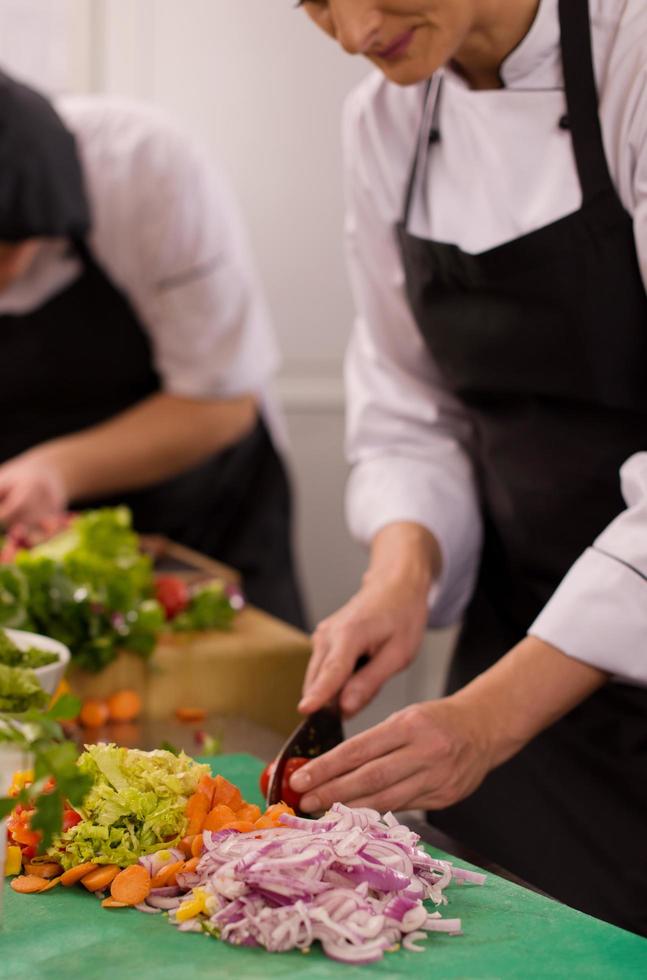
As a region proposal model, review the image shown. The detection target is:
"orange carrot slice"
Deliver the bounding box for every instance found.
[178,836,194,858]
[110,865,151,907]
[211,775,242,812]
[150,860,184,889]
[185,792,209,835]
[102,898,128,909]
[254,816,277,830]
[182,857,200,874]
[106,690,142,723]
[11,875,47,894]
[24,862,62,879]
[175,707,207,723]
[81,865,121,892]
[203,804,236,832]
[79,699,109,729]
[61,863,99,887]
[235,804,262,824]
[220,820,256,833]
[40,877,62,892]
[197,774,217,810]
[191,834,203,858]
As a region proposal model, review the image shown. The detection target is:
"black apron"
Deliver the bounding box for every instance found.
[397,0,647,934]
[0,240,306,629]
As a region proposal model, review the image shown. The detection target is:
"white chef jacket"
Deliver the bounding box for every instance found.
[343,0,647,684]
[0,95,282,425]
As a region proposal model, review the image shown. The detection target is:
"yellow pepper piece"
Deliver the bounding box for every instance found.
[176,888,207,922]
[9,770,34,796]
[4,845,22,877]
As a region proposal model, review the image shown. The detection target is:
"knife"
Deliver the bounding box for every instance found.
[266,655,369,813]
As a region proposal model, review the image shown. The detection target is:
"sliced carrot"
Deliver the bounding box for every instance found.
[235,804,262,824]
[197,774,217,809]
[102,898,128,909]
[61,862,99,887]
[182,857,200,873]
[220,820,256,833]
[191,834,204,858]
[211,775,243,812]
[24,862,62,879]
[40,876,62,892]
[175,707,207,723]
[178,835,194,858]
[150,860,184,889]
[203,803,236,832]
[185,792,209,835]
[79,699,109,729]
[10,875,47,894]
[110,865,151,907]
[81,865,121,892]
[106,689,142,723]
[254,816,277,830]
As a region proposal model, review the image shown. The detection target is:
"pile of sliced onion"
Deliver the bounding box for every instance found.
[147,804,485,965]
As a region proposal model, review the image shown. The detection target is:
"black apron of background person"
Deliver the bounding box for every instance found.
[0,239,306,629]
[397,0,647,934]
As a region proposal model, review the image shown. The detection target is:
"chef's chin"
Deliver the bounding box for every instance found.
[371,56,438,86]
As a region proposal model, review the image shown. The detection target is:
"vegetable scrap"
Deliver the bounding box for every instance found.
[0,507,239,673]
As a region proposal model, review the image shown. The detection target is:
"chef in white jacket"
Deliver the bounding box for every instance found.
[0,72,305,626]
[289,0,647,933]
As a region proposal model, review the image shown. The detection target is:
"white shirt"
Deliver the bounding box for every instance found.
[0,95,282,425]
[343,0,647,684]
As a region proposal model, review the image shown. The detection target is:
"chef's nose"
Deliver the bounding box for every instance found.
[331,2,384,55]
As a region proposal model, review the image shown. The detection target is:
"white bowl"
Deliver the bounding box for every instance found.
[3,628,70,697]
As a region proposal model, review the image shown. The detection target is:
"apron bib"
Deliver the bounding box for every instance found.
[0,241,305,628]
[397,0,647,932]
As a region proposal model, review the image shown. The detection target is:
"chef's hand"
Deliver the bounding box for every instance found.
[299,523,441,718]
[291,637,607,814]
[293,696,493,813]
[0,449,67,526]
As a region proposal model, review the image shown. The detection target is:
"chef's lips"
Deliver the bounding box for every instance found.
[0,70,90,242]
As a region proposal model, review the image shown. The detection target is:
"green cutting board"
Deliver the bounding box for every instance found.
[2,754,646,979]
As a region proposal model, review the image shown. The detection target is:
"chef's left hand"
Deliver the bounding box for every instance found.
[0,449,67,526]
[291,696,496,814]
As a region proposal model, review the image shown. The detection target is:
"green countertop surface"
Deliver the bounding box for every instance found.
[2,753,646,979]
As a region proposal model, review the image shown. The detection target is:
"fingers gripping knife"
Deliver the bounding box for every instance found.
[266,655,370,814]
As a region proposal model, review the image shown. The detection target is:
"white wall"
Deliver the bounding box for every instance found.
[0,0,93,93]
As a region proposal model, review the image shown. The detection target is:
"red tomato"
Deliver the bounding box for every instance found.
[21,845,37,862]
[155,576,190,619]
[63,808,83,832]
[281,758,309,809]
[259,761,276,798]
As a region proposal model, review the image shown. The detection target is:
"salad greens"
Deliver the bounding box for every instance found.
[0,507,237,673]
[0,693,92,850]
[53,743,208,869]
[0,629,58,669]
[0,664,48,713]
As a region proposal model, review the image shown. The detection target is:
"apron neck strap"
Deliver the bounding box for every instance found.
[401,76,440,230]
[558,0,613,204]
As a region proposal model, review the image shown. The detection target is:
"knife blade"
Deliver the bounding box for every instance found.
[266,655,369,813]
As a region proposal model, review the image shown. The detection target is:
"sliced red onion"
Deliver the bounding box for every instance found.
[136,802,484,965]
[135,902,161,914]
[146,895,183,911]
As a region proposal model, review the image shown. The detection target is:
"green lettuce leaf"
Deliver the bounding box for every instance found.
[0,664,48,713]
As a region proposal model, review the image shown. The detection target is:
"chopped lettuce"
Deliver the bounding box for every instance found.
[0,630,58,669]
[172,582,235,632]
[0,664,48,713]
[55,743,208,869]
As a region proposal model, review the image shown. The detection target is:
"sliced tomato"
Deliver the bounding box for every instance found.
[62,808,83,832]
[155,576,190,620]
[281,757,309,809]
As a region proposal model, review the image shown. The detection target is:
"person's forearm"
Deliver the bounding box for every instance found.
[365,521,442,595]
[32,391,258,502]
[451,635,608,769]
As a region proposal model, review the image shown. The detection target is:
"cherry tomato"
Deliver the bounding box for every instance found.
[259,761,276,798]
[155,576,190,619]
[281,757,309,809]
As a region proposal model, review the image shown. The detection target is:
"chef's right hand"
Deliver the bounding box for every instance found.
[299,523,440,719]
